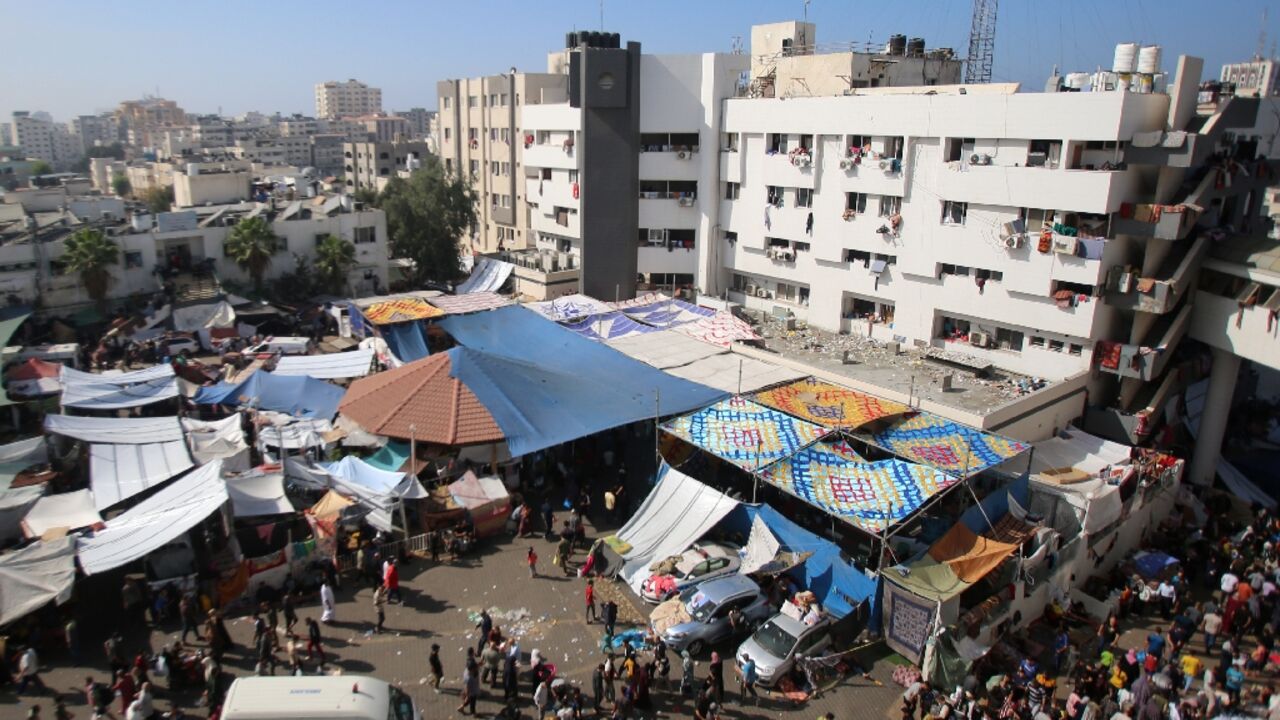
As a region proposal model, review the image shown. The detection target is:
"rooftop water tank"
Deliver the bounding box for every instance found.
[907,37,926,57]
[888,34,907,56]
[1113,43,1139,73]
[1065,72,1093,91]
[1137,45,1162,74]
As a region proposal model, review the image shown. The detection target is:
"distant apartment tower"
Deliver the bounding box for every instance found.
[343,139,430,192]
[315,79,383,119]
[1220,57,1280,97]
[436,71,568,255]
[70,114,120,153]
[115,97,187,146]
[357,114,410,143]
[397,108,437,141]
[10,112,81,165]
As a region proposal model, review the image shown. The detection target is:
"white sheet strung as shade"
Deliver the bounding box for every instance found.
[225,471,293,517]
[59,365,179,409]
[22,489,102,538]
[272,348,375,379]
[89,441,195,510]
[44,415,185,444]
[0,537,77,626]
[77,461,227,575]
[61,364,175,386]
[182,415,250,472]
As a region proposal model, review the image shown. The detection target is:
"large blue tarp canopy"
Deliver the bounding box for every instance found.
[720,503,877,619]
[381,321,430,363]
[194,371,345,419]
[437,306,727,456]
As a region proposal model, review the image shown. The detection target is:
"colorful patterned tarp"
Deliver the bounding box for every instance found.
[361,297,444,325]
[426,292,513,316]
[762,438,959,534]
[754,379,910,430]
[662,397,828,472]
[672,311,761,347]
[612,294,715,329]
[525,294,613,321]
[871,413,1028,477]
[883,576,941,664]
[558,312,660,342]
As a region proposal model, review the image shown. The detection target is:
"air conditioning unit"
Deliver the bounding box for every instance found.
[1053,236,1079,255]
[756,288,771,298]
[838,158,855,170]
[970,331,991,348]
[743,283,757,295]
[791,154,812,167]
[780,249,796,262]
[677,197,696,207]
[1003,234,1025,249]
[676,150,689,160]
[647,228,667,243]
[879,159,891,170]
[969,153,992,166]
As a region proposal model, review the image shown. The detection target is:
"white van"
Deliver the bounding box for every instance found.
[220,676,420,720]
[246,336,312,356]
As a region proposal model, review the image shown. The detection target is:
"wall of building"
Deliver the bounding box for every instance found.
[173,171,250,208]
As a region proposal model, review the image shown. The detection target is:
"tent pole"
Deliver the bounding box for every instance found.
[409,423,417,481]
[752,437,762,503]
[653,389,660,468]
[737,358,743,396]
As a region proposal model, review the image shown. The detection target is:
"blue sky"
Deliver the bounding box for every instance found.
[4,0,1277,121]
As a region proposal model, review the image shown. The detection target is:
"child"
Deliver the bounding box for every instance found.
[527,547,538,578]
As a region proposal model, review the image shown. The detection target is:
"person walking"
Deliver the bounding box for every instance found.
[282,592,299,636]
[533,680,550,718]
[372,584,388,634]
[592,663,605,712]
[179,593,199,645]
[526,547,538,578]
[305,618,326,665]
[585,579,598,623]
[603,654,617,706]
[15,646,45,695]
[501,648,518,701]
[556,534,572,575]
[428,644,444,694]
[708,651,724,704]
[604,600,619,637]
[457,649,479,715]
[737,654,759,706]
[481,642,501,687]
[319,581,336,624]
[383,559,401,603]
[475,609,493,654]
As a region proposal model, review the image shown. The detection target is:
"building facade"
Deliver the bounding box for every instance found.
[315,79,383,119]
[1220,58,1279,97]
[342,139,430,192]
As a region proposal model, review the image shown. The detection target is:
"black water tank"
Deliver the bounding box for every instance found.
[609,32,621,49]
[907,37,925,57]
[585,31,600,48]
[566,32,577,48]
[889,34,906,56]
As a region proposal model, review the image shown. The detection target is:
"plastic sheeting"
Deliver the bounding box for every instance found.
[872,413,1028,478]
[182,415,250,472]
[226,471,293,517]
[606,329,724,369]
[664,354,808,396]
[455,257,515,295]
[616,464,741,592]
[739,515,781,575]
[22,490,102,538]
[195,372,344,419]
[559,312,659,342]
[320,456,428,500]
[0,537,77,626]
[259,419,332,450]
[1029,429,1133,476]
[89,441,196,510]
[754,379,910,430]
[77,461,228,575]
[438,306,727,456]
[661,397,827,472]
[0,437,47,492]
[60,365,179,409]
[525,294,612,321]
[366,441,412,472]
[610,293,716,329]
[273,348,375,379]
[44,415,185,444]
[427,292,513,315]
[672,311,761,347]
[381,321,430,363]
[172,301,236,332]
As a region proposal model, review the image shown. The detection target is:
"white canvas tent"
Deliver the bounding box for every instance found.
[1029,429,1133,476]
[0,487,45,542]
[0,537,77,626]
[76,461,227,575]
[172,300,236,332]
[182,415,251,472]
[89,441,195,510]
[615,465,740,592]
[22,489,103,538]
[273,348,376,380]
[225,471,293,517]
[44,415,185,444]
[59,365,179,409]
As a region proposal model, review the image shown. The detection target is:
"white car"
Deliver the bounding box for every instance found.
[640,542,742,604]
[246,336,312,356]
[736,610,834,687]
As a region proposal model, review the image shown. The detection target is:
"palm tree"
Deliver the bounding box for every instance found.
[225,216,279,294]
[62,228,120,312]
[314,234,356,293]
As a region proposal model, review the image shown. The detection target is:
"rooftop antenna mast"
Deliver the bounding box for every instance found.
[1258,7,1269,61]
[599,0,604,31]
[964,0,998,84]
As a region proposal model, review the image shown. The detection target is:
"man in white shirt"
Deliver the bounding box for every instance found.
[1220,571,1239,597]
[16,646,45,695]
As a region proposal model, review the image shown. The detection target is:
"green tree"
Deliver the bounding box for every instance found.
[225,216,279,294]
[353,187,380,208]
[140,186,174,214]
[29,160,52,176]
[111,172,131,197]
[378,155,475,285]
[62,228,120,312]
[314,234,356,292]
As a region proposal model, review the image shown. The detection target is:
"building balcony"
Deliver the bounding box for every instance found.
[639,196,698,229]
[760,151,817,188]
[1189,286,1280,368]
[526,177,578,209]
[1095,301,1193,381]
[1083,361,1188,444]
[1105,235,1209,313]
[638,150,700,182]
[637,243,698,275]
[1111,205,1198,241]
[933,165,1140,215]
[522,142,578,171]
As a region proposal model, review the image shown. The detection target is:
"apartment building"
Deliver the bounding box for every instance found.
[1220,57,1279,97]
[342,139,430,192]
[315,79,382,119]
[436,71,568,254]
[10,112,81,166]
[396,108,437,141]
[70,114,120,153]
[115,97,187,147]
[357,114,410,143]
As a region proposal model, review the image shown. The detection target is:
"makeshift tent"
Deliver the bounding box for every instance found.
[77,461,228,575]
[22,489,102,538]
[182,415,251,472]
[361,296,443,324]
[427,292,512,315]
[671,311,761,347]
[871,413,1028,478]
[1031,474,1126,536]
[883,574,946,663]
[89,441,195,510]
[1029,428,1133,476]
[606,330,725,369]
[928,521,1026,583]
[755,379,910,430]
[225,471,293,517]
[559,312,658,342]
[0,537,77,626]
[0,312,31,406]
[438,306,727,456]
[59,364,179,409]
[258,419,332,450]
[740,515,781,575]
[959,474,1031,534]
[171,300,236,332]
[525,294,612,321]
[195,371,344,419]
[444,471,511,537]
[338,351,503,446]
[44,415,185,444]
[273,348,375,379]
[664,354,807,395]
[321,456,427,500]
[0,437,47,491]
[0,486,44,542]
[6,358,63,397]
[380,322,430,363]
[454,257,515,295]
[661,397,827,472]
[762,438,959,535]
[332,414,386,449]
[310,490,354,518]
[610,293,716,329]
[365,441,427,474]
[614,464,741,593]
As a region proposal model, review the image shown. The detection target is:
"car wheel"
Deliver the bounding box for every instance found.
[687,639,705,656]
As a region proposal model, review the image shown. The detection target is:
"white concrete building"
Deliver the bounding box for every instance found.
[1221,57,1279,97]
[315,79,382,119]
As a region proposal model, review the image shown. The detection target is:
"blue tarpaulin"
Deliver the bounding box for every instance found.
[194,372,345,419]
[366,441,412,472]
[719,503,877,619]
[437,306,727,456]
[959,473,1031,534]
[382,321,430,363]
[347,302,368,339]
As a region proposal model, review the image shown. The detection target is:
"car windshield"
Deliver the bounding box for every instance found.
[752,619,799,659]
[389,687,415,720]
[685,589,718,622]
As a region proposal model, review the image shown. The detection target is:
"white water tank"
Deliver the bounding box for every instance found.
[1065,72,1092,90]
[187,163,199,176]
[1113,43,1139,73]
[131,213,153,232]
[1137,45,1162,74]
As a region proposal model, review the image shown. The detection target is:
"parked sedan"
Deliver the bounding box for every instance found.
[639,542,741,604]
[736,610,834,687]
[650,574,774,655]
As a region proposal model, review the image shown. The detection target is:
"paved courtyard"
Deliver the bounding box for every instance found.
[10,523,905,720]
